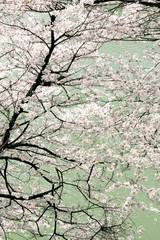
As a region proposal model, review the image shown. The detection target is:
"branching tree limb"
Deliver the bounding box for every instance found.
[0,1,159,239]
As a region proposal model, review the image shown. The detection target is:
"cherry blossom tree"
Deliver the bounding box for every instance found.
[0,0,159,239]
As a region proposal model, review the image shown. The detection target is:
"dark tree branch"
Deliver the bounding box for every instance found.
[0,185,62,201]
[7,142,76,163]
[94,0,160,8]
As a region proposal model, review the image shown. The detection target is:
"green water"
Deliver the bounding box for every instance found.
[102,41,160,240]
[103,41,159,240]
[2,39,160,239]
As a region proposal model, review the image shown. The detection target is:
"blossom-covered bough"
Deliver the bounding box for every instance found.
[0,0,159,239]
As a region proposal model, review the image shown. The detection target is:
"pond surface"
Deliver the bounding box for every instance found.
[102,41,160,240]
[3,39,160,240]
